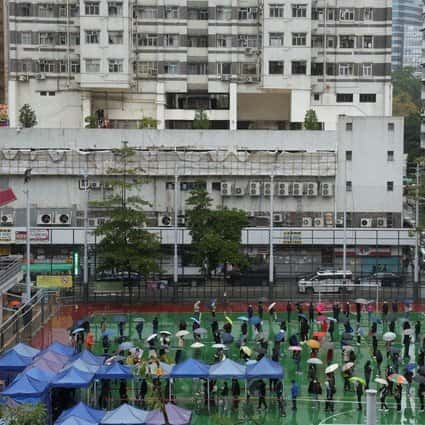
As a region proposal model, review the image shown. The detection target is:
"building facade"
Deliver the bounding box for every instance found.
[0,116,412,278]
[0,0,5,103]
[6,0,392,130]
[392,0,422,70]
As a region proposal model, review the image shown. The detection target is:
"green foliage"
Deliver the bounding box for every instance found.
[185,184,248,275]
[138,116,158,129]
[18,104,37,128]
[193,110,210,129]
[392,67,421,105]
[303,109,321,130]
[84,115,98,128]
[92,144,160,281]
[3,403,47,425]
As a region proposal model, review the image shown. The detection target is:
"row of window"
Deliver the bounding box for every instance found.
[333,93,376,103]
[345,150,394,161]
[345,181,394,192]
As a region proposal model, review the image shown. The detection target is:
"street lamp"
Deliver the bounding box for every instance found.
[82,174,89,288]
[24,168,32,302]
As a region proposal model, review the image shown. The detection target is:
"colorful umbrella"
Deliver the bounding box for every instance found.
[375,378,388,386]
[306,339,320,349]
[237,316,249,322]
[225,316,233,325]
[388,374,407,384]
[249,316,262,325]
[342,362,354,372]
[383,332,396,342]
[325,364,339,374]
[405,363,416,371]
[307,358,323,365]
[102,330,114,337]
[313,331,326,339]
[349,376,365,385]
[175,330,189,337]
[288,346,302,352]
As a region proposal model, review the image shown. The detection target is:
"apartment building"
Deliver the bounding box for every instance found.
[6,0,392,130]
[0,0,5,103]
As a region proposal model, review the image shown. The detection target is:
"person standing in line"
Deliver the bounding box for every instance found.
[291,380,299,411]
[355,381,363,411]
[275,379,285,416]
[364,360,372,389]
[372,335,378,357]
[258,379,267,409]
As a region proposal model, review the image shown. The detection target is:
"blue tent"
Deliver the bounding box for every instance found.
[46,342,75,357]
[72,350,104,366]
[0,350,33,372]
[24,366,56,382]
[12,343,40,358]
[67,359,100,374]
[1,374,49,397]
[170,358,209,378]
[36,350,70,367]
[95,362,133,380]
[246,357,283,379]
[50,367,94,389]
[101,403,148,425]
[209,359,246,379]
[56,417,97,425]
[56,402,105,425]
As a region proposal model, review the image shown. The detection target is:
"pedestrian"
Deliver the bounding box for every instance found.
[372,335,378,357]
[419,349,425,367]
[344,301,350,318]
[379,385,389,412]
[220,382,229,413]
[293,350,301,373]
[382,301,389,322]
[258,302,264,320]
[403,333,411,359]
[286,301,292,322]
[415,321,421,343]
[211,301,216,317]
[309,379,322,409]
[100,316,107,334]
[99,379,111,409]
[392,301,398,314]
[355,303,361,324]
[356,381,363,411]
[291,380,299,411]
[325,376,334,412]
[85,332,94,351]
[102,334,110,355]
[269,304,277,321]
[356,324,361,346]
[231,379,240,409]
[404,369,413,396]
[418,382,425,412]
[326,347,334,365]
[175,336,184,363]
[138,378,148,408]
[394,384,402,411]
[376,350,383,375]
[275,379,285,416]
[247,304,253,319]
[258,379,267,409]
[328,319,335,341]
[178,320,186,331]
[118,321,124,338]
[152,317,159,335]
[364,360,372,389]
[194,300,200,315]
[309,302,314,323]
[367,303,374,323]
[389,320,395,333]
[119,380,129,404]
[241,320,248,336]
[136,321,144,340]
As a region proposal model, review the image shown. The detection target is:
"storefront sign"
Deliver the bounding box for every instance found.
[36,275,73,288]
[280,231,302,245]
[0,229,12,242]
[15,229,49,242]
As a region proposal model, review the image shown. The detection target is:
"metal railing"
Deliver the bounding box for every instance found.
[0,256,22,292]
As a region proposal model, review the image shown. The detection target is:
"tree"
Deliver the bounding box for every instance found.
[139,116,158,129]
[192,110,210,129]
[3,403,46,425]
[303,109,321,130]
[18,104,37,128]
[185,184,248,276]
[92,143,160,287]
[84,115,98,128]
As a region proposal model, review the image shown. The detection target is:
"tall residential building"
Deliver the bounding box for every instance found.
[392,0,422,70]
[6,0,392,130]
[0,0,5,104]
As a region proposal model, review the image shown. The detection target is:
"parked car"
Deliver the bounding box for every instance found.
[298,269,353,294]
[355,272,403,288]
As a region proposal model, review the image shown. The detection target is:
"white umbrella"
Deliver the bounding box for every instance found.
[354,298,369,305]
[133,318,145,323]
[288,346,302,352]
[159,330,171,335]
[191,342,205,349]
[403,329,414,336]
[307,358,323,365]
[119,341,134,351]
[212,343,226,349]
[175,330,190,337]
[342,345,354,351]
[342,362,355,372]
[267,302,277,311]
[375,377,388,386]
[240,346,252,356]
[325,364,339,374]
[71,328,85,335]
[383,332,396,342]
[146,333,158,342]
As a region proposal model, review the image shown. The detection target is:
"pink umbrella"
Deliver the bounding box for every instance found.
[288,346,302,352]
[316,315,327,322]
[316,303,326,313]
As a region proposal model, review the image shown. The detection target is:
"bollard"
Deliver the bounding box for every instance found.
[366,389,377,425]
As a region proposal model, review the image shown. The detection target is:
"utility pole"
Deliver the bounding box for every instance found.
[269,173,274,285]
[24,168,32,302]
[83,174,89,290]
[173,165,178,284]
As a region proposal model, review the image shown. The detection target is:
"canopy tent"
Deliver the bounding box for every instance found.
[50,367,94,389]
[145,403,192,425]
[72,350,104,366]
[0,350,33,372]
[55,417,97,425]
[1,374,49,397]
[36,350,70,367]
[157,362,173,378]
[11,343,40,358]
[209,359,246,379]
[246,357,283,379]
[170,358,209,378]
[95,362,133,380]
[30,356,65,373]
[46,342,75,357]
[23,366,56,382]
[100,403,148,425]
[56,402,105,425]
[0,395,44,405]
[66,359,100,374]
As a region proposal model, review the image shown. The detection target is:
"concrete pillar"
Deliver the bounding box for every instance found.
[229,82,237,130]
[8,80,18,128]
[81,92,92,127]
[366,389,377,425]
[156,81,165,129]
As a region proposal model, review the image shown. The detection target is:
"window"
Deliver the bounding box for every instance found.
[362,35,373,48]
[291,61,306,75]
[240,63,256,75]
[339,8,354,21]
[135,61,158,74]
[58,33,67,46]
[163,34,178,47]
[346,181,352,192]
[326,36,336,48]
[327,8,336,20]
[269,61,284,74]
[292,4,307,18]
[85,30,100,44]
[71,61,80,73]
[39,32,54,45]
[388,122,394,131]
[313,93,320,101]
[339,35,355,49]
[345,122,353,131]
[85,59,101,72]
[70,4,79,16]
[217,62,231,75]
[238,7,257,20]
[238,35,258,48]
[216,35,233,48]
[336,93,353,103]
[40,91,47,96]
[140,34,158,47]
[58,6,67,17]
[311,62,323,76]
[59,60,66,72]
[108,2,123,16]
[188,36,208,47]
[387,151,394,161]
[39,60,56,72]
[38,4,54,17]
[345,150,352,161]
[108,31,123,44]
[269,33,283,46]
[164,63,178,74]
[359,93,376,103]
[165,7,178,19]
[70,33,80,45]
[269,4,284,18]
[141,7,156,18]
[109,59,123,72]
[85,2,99,15]
[292,33,306,46]
[362,7,373,21]
[216,6,232,20]
[362,63,373,77]
[312,35,324,48]
[187,63,207,75]
[188,7,208,19]
[21,32,32,44]
[387,181,394,192]
[339,63,353,76]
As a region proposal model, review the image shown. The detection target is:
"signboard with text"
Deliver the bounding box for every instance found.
[36,275,73,288]
[278,231,303,245]
[0,229,12,242]
[15,229,49,242]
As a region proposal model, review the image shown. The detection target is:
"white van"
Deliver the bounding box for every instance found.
[298,269,353,294]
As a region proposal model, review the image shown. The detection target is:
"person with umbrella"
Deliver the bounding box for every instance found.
[415,320,421,343]
[231,379,241,409]
[394,384,402,411]
[258,379,267,409]
[355,381,363,411]
[364,360,372,389]
[286,301,292,322]
[378,382,389,412]
[309,378,322,409]
[152,317,159,335]
[324,374,335,413]
[291,380,299,411]
[308,302,314,323]
[135,320,144,340]
[275,379,285,416]
[382,301,389,323]
[403,332,411,359]
[418,382,425,412]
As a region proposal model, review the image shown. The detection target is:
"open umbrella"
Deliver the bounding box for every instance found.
[258,297,267,303]
[327,317,337,322]
[240,346,252,356]
[175,330,189,338]
[249,316,261,325]
[190,342,205,349]
[225,316,233,325]
[268,302,277,311]
[119,341,134,351]
[212,343,226,349]
[405,363,416,371]
[306,340,320,349]
[194,328,207,335]
[307,358,323,365]
[383,332,396,342]
[288,346,302,352]
[403,329,414,336]
[133,318,145,323]
[323,342,334,350]
[375,378,388,386]
[342,345,354,351]
[72,328,85,335]
[342,362,354,372]
[316,315,327,323]
[237,316,249,322]
[298,314,307,320]
[222,333,234,344]
[349,376,366,385]
[113,315,127,322]
[102,330,114,337]
[313,331,326,339]
[325,364,339,374]
[354,298,368,305]
[388,374,407,384]
[275,331,285,342]
[404,299,413,305]
[190,317,200,324]
[159,331,171,336]
[146,334,157,342]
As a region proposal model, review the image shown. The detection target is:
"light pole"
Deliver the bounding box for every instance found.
[83,174,89,288]
[24,168,32,302]
[173,165,178,284]
[269,172,274,285]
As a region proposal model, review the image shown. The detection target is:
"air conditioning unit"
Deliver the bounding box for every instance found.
[263,182,272,196]
[35,73,46,80]
[148,69,158,76]
[0,214,14,225]
[314,217,324,227]
[177,215,186,226]
[221,182,232,196]
[54,212,72,225]
[273,213,283,223]
[37,213,53,225]
[89,181,102,190]
[336,218,344,227]
[18,75,29,82]
[221,75,231,81]
[158,215,172,226]
[302,217,312,227]
[244,47,254,55]
[292,182,302,197]
[249,182,261,196]
[305,182,318,197]
[377,217,387,228]
[233,186,245,196]
[277,182,289,196]
[360,218,372,228]
[88,218,97,227]
[321,183,333,197]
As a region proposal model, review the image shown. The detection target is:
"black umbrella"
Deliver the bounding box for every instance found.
[222,332,234,344]
[389,347,401,354]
